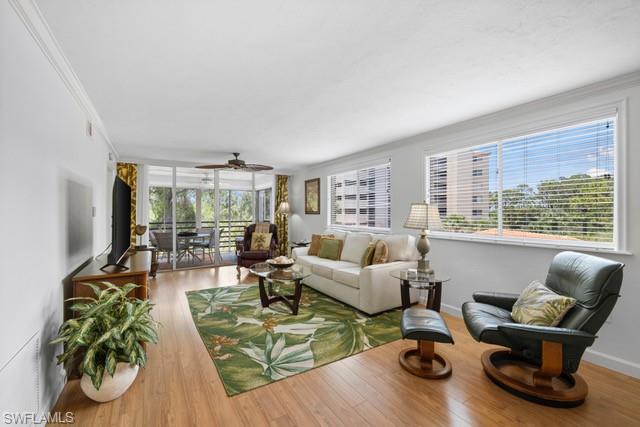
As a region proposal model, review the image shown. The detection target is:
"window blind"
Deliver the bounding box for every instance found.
[329,162,391,231]
[426,117,616,248]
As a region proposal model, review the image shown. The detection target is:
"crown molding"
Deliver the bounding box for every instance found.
[301,70,640,173]
[8,0,118,158]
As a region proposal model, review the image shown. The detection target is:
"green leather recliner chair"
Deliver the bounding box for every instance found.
[462,251,624,407]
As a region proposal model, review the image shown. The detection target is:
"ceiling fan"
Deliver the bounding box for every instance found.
[200,173,214,185]
[196,152,273,172]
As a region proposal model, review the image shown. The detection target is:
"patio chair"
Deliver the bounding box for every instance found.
[192,229,216,263]
[153,231,187,263]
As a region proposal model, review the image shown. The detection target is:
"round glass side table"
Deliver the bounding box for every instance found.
[390,269,451,311]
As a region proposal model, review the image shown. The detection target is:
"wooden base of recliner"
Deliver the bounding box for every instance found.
[399,340,452,379]
[481,348,588,407]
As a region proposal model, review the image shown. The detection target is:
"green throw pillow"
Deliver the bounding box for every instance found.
[512,280,577,326]
[318,238,342,261]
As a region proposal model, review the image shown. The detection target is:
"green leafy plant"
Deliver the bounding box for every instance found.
[50,282,158,390]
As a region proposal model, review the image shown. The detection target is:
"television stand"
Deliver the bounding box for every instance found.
[99,261,130,273]
[73,251,151,301]
[69,250,151,379]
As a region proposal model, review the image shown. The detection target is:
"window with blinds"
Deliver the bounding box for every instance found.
[329,162,391,231]
[425,117,616,249]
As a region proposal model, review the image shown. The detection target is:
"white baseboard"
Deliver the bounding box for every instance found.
[440,303,462,317]
[439,302,640,379]
[583,348,640,378]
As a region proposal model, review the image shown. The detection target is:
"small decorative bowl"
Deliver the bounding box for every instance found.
[266,260,295,269]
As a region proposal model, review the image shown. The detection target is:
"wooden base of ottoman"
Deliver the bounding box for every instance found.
[399,340,452,379]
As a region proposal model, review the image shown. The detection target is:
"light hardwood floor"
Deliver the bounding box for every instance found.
[52,266,640,426]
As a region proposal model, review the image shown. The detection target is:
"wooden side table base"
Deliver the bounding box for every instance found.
[399,340,452,379]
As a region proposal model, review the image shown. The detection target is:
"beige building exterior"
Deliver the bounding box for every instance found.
[429,151,490,220]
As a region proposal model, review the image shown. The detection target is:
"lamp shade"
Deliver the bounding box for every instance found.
[277,201,291,215]
[403,203,430,230]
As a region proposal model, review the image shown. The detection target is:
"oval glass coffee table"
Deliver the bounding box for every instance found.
[249,263,310,315]
[390,269,450,312]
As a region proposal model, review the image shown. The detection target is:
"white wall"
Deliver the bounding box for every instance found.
[290,74,640,378]
[0,0,113,416]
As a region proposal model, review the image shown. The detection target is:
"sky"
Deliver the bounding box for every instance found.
[475,118,615,192]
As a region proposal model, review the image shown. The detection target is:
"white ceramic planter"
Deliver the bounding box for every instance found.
[80,362,139,403]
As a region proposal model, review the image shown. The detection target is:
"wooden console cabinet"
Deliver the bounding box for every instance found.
[68,251,151,378]
[72,250,151,300]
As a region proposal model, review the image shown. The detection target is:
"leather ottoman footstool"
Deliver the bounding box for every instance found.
[399,307,454,379]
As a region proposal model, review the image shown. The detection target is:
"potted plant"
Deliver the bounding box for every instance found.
[51,282,158,402]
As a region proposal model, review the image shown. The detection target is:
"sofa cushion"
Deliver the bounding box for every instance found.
[309,258,355,279]
[340,233,372,264]
[406,235,422,261]
[333,266,362,289]
[372,234,417,262]
[295,255,315,268]
[324,229,348,241]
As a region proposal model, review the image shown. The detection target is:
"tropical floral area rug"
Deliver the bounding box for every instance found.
[186,284,402,396]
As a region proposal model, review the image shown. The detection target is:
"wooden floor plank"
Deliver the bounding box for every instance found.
[50,266,640,426]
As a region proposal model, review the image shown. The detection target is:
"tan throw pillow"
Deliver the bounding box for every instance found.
[308,233,333,256]
[372,240,389,264]
[512,280,577,326]
[250,232,272,251]
[360,242,376,267]
[317,238,343,260]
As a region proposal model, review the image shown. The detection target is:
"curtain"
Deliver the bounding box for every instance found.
[275,175,289,256]
[117,162,138,245]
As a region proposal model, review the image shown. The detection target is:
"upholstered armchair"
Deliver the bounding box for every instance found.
[236,223,278,278]
[462,251,623,407]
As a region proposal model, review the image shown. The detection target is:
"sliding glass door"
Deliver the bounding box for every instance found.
[147,166,175,271]
[145,166,274,271]
[218,171,254,255]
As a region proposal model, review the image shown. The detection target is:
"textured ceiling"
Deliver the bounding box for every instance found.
[37,0,640,169]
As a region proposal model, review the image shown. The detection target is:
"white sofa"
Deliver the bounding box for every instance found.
[292,230,419,314]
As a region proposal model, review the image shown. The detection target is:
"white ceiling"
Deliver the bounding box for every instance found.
[36,0,640,170]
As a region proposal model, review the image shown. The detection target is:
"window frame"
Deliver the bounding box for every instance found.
[327,161,392,233]
[422,102,628,254]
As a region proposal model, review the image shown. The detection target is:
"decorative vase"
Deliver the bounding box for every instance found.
[80,362,139,403]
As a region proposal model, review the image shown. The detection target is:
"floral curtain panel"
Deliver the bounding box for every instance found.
[275,175,289,256]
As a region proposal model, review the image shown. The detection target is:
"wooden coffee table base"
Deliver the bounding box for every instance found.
[257,276,303,315]
[399,340,452,379]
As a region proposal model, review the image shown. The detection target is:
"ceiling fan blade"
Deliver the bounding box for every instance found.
[243,164,274,171]
[196,164,230,169]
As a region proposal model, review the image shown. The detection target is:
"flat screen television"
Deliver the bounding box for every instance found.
[102,176,132,270]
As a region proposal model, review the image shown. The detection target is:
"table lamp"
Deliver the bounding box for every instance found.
[134,224,148,249]
[403,202,433,273]
[277,201,291,216]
